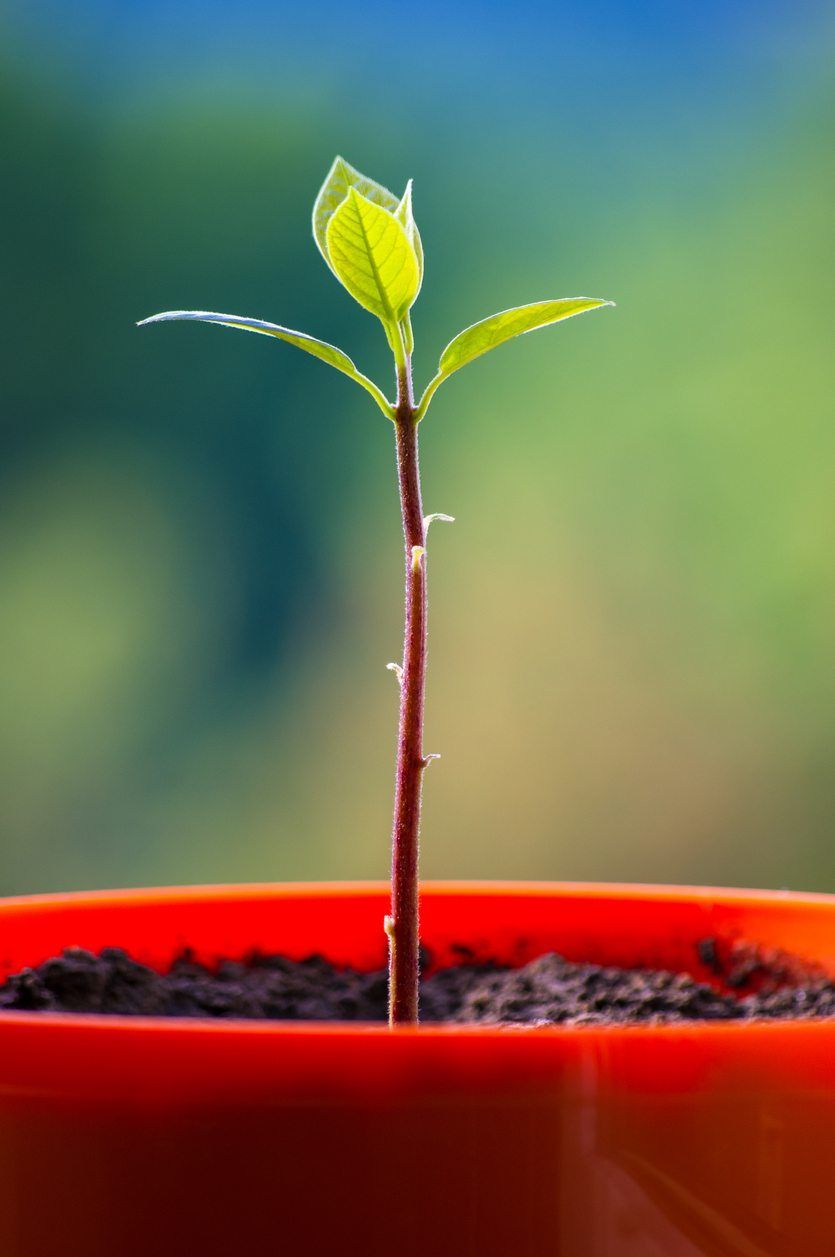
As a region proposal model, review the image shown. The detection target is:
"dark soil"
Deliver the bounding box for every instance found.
[2,939,835,1024]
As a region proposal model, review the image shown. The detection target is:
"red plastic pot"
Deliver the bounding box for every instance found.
[1,881,834,1256]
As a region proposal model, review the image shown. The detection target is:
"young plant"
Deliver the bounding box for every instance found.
[139,156,612,1026]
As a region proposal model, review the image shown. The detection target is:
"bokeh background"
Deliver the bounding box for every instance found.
[2,2,833,897]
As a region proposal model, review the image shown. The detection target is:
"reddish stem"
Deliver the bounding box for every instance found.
[388,359,427,1025]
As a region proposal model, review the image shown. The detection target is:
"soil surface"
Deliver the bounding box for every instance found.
[2,940,835,1023]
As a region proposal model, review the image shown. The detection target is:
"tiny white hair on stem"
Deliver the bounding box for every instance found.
[386,661,404,685]
[423,512,455,533]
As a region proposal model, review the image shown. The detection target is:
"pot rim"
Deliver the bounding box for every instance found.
[3,878,835,909]
[1,880,834,1039]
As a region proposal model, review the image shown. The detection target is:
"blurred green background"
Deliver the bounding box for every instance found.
[1,3,833,896]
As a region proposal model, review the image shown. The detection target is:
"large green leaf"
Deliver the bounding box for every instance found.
[312,156,399,273]
[325,189,420,326]
[136,310,392,416]
[417,297,613,418]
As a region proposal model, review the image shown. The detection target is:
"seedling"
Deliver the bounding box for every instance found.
[139,157,612,1025]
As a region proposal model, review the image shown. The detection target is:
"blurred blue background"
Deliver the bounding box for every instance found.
[1,2,833,895]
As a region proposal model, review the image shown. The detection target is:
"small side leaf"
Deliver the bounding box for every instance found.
[326,189,420,326]
[312,156,399,273]
[136,311,392,416]
[440,298,612,375]
[417,297,613,419]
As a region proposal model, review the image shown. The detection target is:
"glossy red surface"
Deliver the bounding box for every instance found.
[1,882,834,1256]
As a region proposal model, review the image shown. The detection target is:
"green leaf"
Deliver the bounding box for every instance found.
[325,188,420,326]
[395,180,423,360]
[136,310,393,417]
[439,297,612,375]
[417,297,613,419]
[395,179,423,288]
[312,156,399,273]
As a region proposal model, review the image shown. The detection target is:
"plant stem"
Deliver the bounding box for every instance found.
[388,357,427,1026]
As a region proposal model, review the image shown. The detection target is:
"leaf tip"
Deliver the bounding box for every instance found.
[136,311,191,328]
